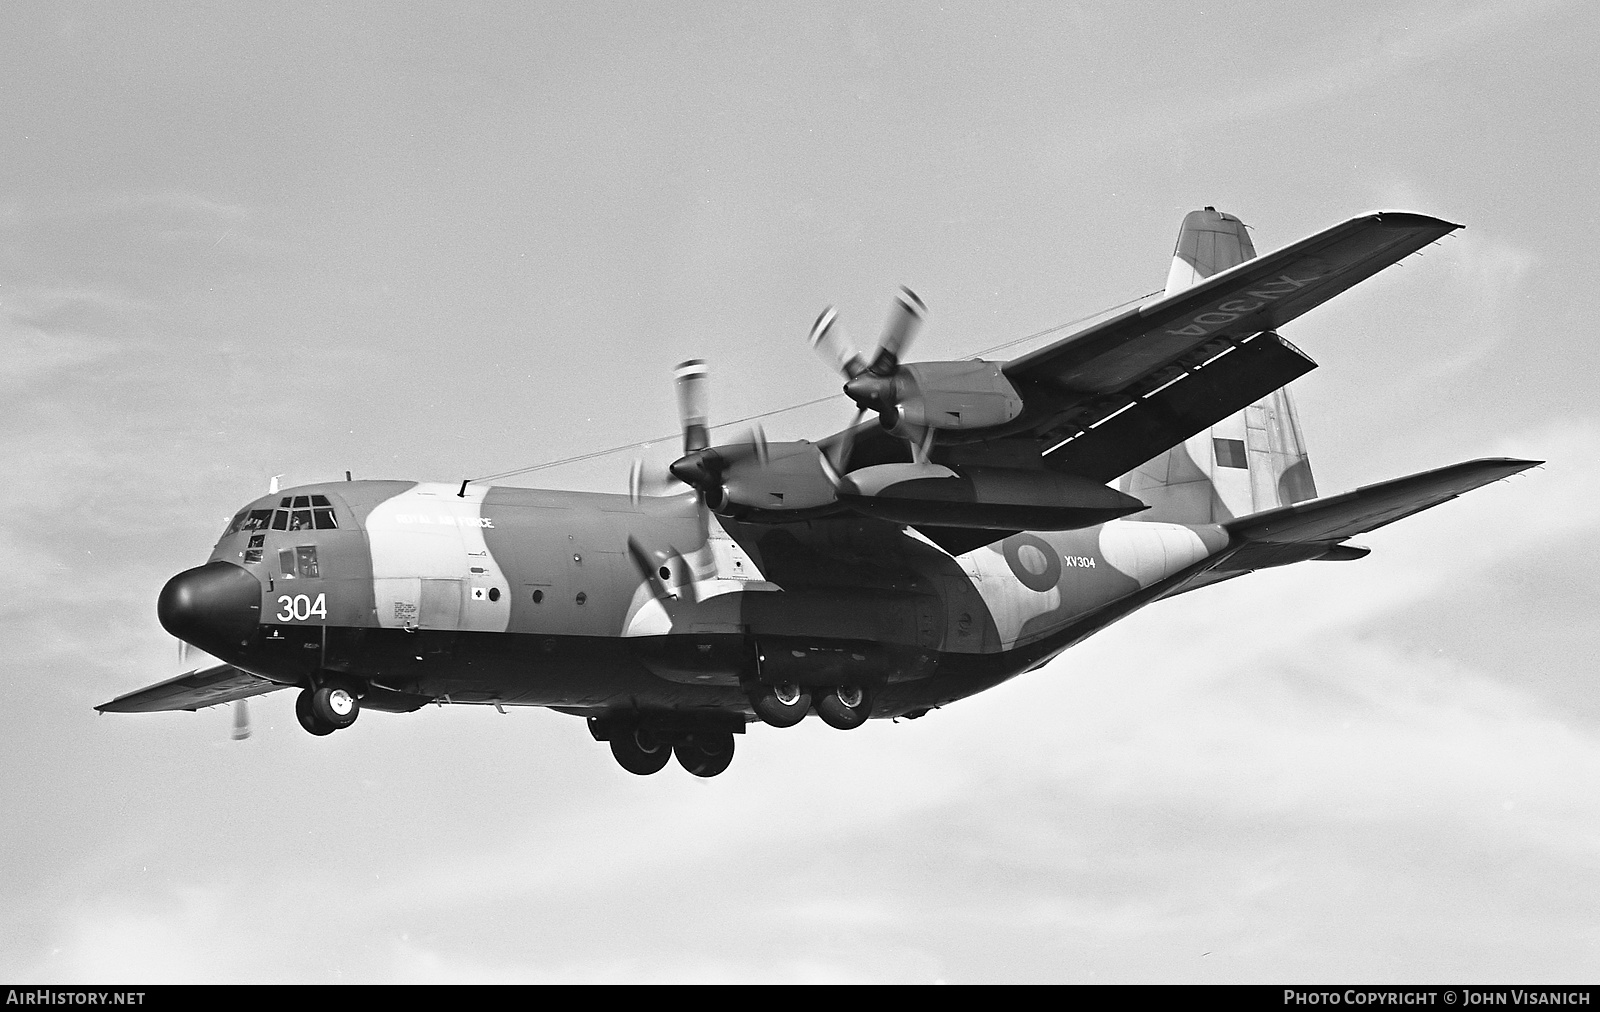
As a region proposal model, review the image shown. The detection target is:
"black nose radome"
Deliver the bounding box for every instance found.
[158,562,262,653]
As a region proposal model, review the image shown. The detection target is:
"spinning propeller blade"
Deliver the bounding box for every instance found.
[674,359,710,454]
[810,307,868,378]
[868,286,925,375]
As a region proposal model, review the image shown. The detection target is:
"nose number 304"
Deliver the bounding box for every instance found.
[277,593,328,622]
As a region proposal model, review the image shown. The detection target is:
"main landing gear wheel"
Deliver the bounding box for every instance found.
[749,682,811,728]
[674,732,735,778]
[610,727,673,776]
[296,686,359,736]
[815,685,871,730]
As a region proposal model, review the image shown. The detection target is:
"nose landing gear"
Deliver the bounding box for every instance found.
[295,686,360,736]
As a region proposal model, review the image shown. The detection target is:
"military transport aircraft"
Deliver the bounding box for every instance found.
[98,208,1538,778]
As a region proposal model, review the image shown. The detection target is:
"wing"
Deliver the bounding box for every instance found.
[1012,210,1461,479]
[96,662,285,713]
[834,211,1460,482]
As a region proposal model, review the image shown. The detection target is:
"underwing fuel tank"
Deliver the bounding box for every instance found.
[837,463,1146,530]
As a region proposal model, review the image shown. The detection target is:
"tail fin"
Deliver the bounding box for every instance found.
[1122,208,1318,523]
[1163,206,1255,296]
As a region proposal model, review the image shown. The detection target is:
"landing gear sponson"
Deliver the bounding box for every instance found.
[746,681,873,731]
[588,713,742,778]
[589,682,875,777]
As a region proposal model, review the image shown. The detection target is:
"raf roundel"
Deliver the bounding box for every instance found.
[1003,534,1062,592]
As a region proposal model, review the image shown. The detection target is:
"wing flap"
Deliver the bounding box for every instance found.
[96,662,285,713]
[1224,457,1539,547]
[1040,329,1316,482]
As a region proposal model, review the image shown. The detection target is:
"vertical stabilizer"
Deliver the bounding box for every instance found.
[1164,207,1256,297]
[1124,209,1317,523]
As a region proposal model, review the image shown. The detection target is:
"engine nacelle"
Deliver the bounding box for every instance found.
[712,441,839,518]
[837,463,1146,530]
[850,360,1024,436]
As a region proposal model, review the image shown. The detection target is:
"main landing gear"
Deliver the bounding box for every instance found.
[746,682,872,730]
[609,726,672,775]
[295,686,360,736]
[591,715,740,778]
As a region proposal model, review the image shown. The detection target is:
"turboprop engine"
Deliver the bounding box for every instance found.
[670,439,839,519]
[835,462,1146,530]
[810,290,1025,446]
[843,359,1024,438]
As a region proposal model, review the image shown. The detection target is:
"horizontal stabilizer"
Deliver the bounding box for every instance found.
[1225,457,1539,548]
[96,662,285,713]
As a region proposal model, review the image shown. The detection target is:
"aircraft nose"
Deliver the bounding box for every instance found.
[157,562,262,652]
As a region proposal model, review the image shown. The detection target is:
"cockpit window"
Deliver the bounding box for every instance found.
[313,508,338,529]
[223,510,248,537]
[288,509,314,531]
[240,509,274,532]
[270,509,289,531]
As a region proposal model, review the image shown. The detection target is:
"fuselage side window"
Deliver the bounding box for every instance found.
[296,546,320,578]
[279,548,297,578]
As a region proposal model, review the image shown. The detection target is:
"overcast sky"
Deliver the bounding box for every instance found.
[3,0,1598,983]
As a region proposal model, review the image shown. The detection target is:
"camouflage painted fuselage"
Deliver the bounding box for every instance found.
[199,479,1229,721]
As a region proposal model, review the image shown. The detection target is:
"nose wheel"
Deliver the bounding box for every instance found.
[295,686,360,736]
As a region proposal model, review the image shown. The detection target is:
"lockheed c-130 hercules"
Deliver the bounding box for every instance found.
[98,208,1538,777]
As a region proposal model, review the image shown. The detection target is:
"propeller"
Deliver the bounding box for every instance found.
[809,286,929,470]
[231,698,252,741]
[181,637,253,742]
[809,286,925,382]
[665,359,775,507]
[628,359,719,505]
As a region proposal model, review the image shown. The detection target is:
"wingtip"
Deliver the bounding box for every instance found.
[1359,209,1465,232]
